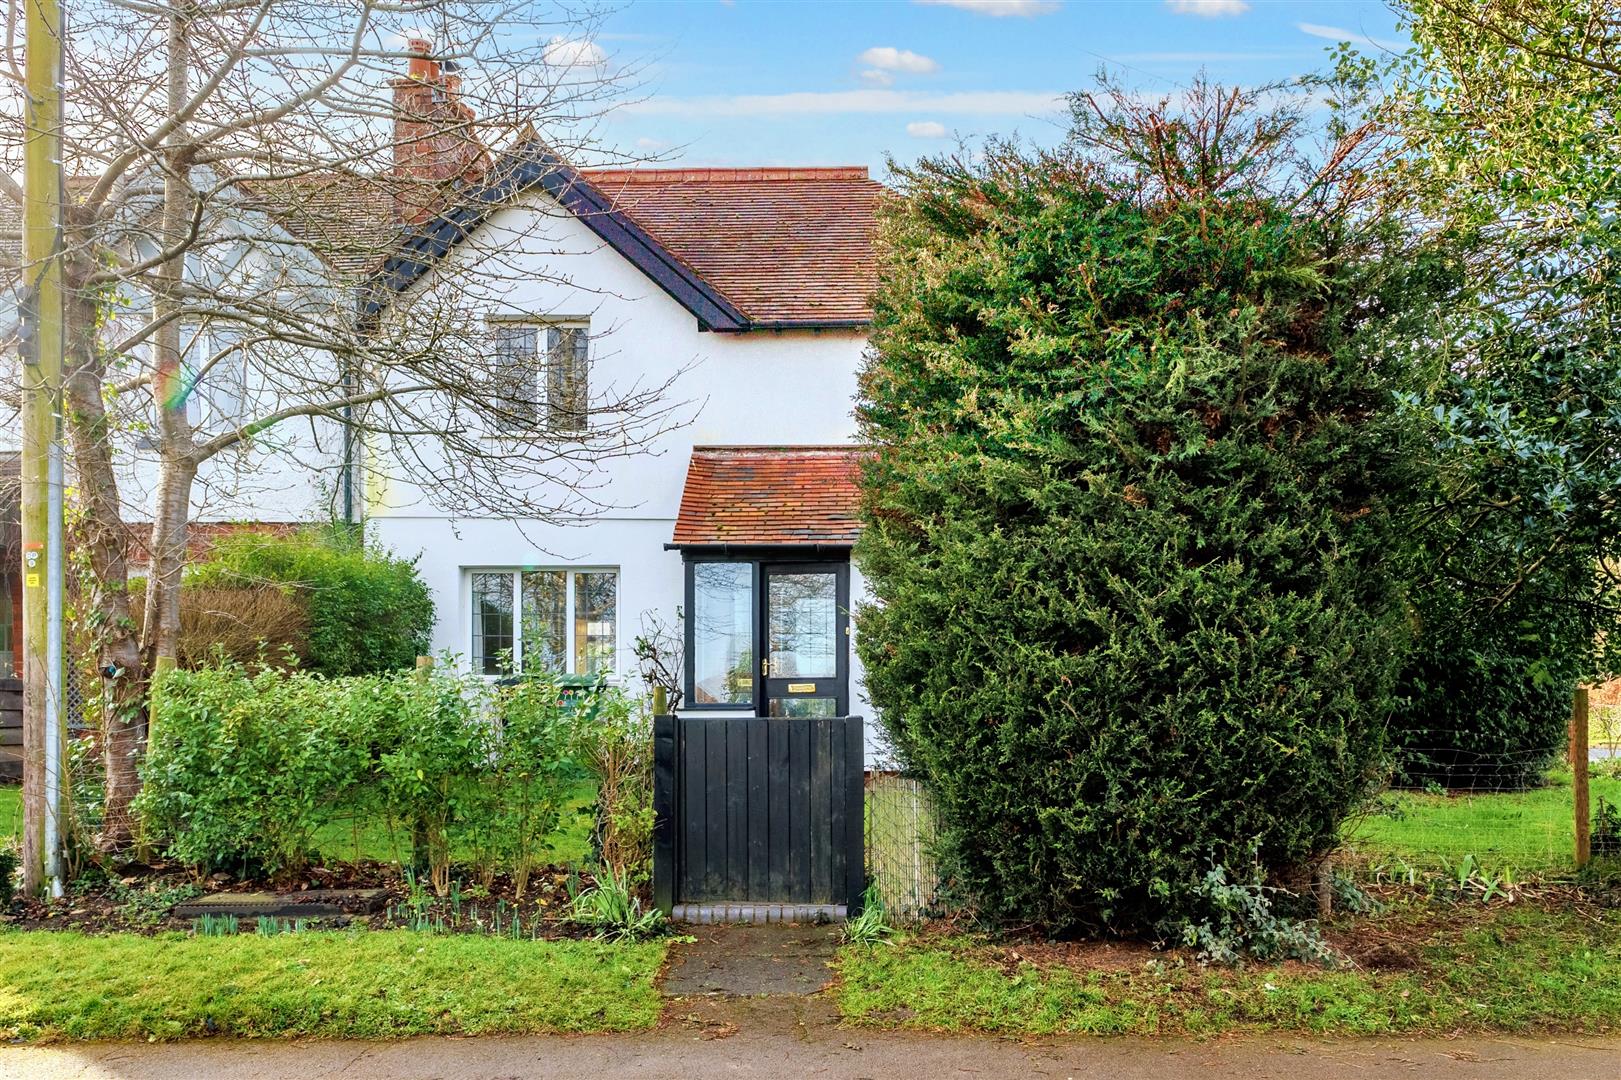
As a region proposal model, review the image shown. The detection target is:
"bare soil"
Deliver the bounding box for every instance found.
[3,860,611,939]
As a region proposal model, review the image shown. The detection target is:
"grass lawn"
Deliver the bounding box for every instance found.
[1342,770,1621,872]
[0,778,599,868]
[0,929,666,1042]
[836,902,1621,1037]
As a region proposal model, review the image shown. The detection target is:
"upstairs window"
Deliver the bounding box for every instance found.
[487,320,589,434]
[470,567,617,677]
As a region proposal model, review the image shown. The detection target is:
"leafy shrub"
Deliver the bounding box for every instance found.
[139,663,586,887]
[191,527,432,676]
[854,83,1438,934]
[573,693,654,883]
[1395,571,1584,790]
[136,665,388,875]
[0,840,17,907]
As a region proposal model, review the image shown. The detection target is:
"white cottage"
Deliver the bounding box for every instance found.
[362,49,883,736]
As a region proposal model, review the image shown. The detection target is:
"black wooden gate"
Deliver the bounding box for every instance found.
[652,715,865,915]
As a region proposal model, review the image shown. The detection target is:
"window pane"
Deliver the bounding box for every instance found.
[471,572,514,675]
[767,572,837,678]
[490,324,540,430]
[547,326,588,433]
[692,562,753,705]
[520,570,567,673]
[574,571,617,676]
[768,697,838,718]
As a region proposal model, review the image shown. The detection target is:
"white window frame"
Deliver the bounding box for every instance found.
[484,316,590,435]
[467,566,619,678]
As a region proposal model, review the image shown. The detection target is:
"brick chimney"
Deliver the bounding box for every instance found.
[391,37,489,224]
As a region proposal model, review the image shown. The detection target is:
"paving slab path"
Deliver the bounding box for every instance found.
[6,924,1621,1079]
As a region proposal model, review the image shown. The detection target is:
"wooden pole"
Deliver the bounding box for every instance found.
[1572,686,1591,870]
[20,0,66,899]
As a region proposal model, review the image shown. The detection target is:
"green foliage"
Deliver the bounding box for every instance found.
[192,527,433,676]
[854,81,1437,934]
[844,886,897,947]
[1173,860,1334,966]
[109,881,203,928]
[1373,8,1621,781]
[193,914,239,937]
[566,868,666,942]
[135,665,388,876]
[138,663,599,884]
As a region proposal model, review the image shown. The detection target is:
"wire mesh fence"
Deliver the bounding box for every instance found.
[865,773,941,923]
[1339,688,1617,876]
[1340,754,1602,874]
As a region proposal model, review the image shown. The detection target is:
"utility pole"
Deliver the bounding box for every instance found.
[20,0,66,899]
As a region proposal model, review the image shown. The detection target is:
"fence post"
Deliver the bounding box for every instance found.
[651,713,676,915]
[1572,685,1591,870]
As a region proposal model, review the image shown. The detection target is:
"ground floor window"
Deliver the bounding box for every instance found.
[469,568,618,677]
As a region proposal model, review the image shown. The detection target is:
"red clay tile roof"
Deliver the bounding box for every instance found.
[673,446,868,546]
[581,167,883,326]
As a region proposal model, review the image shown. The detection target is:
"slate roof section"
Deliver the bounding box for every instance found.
[580,167,882,326]
[243,175,401,276]
[672,446,868,547]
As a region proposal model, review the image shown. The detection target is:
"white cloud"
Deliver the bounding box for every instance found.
[1166,0,1250,16]
[1297,22,1407,52]
[858,46,940,75]
[859,68,896,87]
[634,136,668,151]
[914,0,1060,17]
[906,121,949,138]
[543,36,607,68]
[623,88,1067,119]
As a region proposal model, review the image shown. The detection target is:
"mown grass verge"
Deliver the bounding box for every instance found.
[836,902,1621,1037]
[0,929,666,1042]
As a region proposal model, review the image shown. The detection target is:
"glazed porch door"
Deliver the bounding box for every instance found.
[759,563,849,718]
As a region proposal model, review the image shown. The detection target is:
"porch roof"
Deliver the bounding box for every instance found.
[672,446,867,547]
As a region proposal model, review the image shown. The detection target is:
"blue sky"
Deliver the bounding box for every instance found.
[578,0,1409,174]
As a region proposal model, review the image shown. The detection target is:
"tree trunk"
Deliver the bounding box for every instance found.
[142,3,197,674]
[60,265,145,851]
[141,457,197,672]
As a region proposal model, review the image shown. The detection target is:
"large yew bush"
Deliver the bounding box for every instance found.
[854,83,1440,934]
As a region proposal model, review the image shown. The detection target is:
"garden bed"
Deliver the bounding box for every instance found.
[4,859,627,940]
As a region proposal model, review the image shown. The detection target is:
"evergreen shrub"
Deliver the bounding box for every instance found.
[854,84,1438,933]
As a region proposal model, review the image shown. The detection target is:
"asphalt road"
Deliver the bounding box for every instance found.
[5,1029,1621,1080]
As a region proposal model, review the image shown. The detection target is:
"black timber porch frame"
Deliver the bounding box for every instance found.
[652,713,865,915]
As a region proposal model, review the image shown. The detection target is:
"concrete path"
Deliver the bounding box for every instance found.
[6,1026,1620,1080]
[5,925,1620,1079]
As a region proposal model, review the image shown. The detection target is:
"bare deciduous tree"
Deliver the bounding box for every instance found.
[1,0,684,848]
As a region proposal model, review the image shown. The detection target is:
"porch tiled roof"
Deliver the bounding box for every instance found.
[673,446,867,546]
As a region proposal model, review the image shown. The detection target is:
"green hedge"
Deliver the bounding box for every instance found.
[189,527,433,676]
[136,664,584,889]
